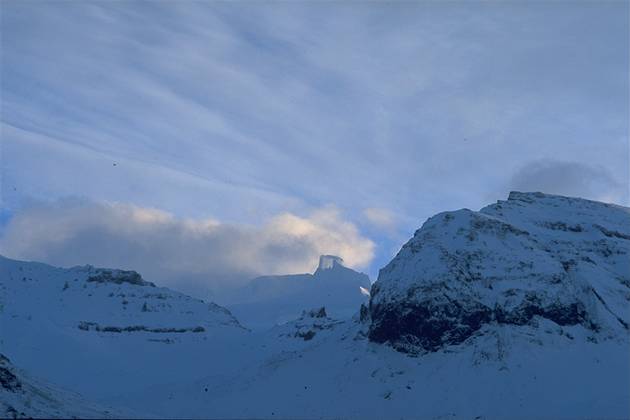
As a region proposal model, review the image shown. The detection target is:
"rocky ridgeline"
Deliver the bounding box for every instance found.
[367,192,630,353]
[77,321,206,333]
[85,267,155,287]
[0,254,245,345]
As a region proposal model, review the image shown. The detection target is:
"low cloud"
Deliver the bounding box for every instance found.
[362,207,398,231]
[0,199,374,300]
[508,159,627,205]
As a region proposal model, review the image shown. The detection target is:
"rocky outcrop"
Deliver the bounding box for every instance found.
[368,192,630,353]
[0,355,22,393]
[303,307,327,318]
[316,255,344,271]
[77,321,206,333]
[86,267,155,287]
[277,307,342,341]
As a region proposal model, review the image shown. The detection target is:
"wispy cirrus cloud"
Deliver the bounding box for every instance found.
[362,208,398,232]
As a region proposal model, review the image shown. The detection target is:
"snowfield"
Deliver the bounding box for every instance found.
[1,192,629,419]
[1,353,129,419]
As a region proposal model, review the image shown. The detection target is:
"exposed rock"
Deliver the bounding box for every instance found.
[302,307,327,318]
[317,255,344,271]
[86,268,155,287]
[359,303,370,323]
[77,321,206,333]
[0,355,22,393]
[276,307,343,342]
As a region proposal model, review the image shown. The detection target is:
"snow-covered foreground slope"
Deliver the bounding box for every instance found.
[115,314,629,419]
[1,192,629,419]
[228,255,370,330]
[1,353,131,419]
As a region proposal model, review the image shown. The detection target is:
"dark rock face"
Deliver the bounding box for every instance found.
[297,330,317,341]
[0,354,22,393]
[368,291,595,354]
[359,304,370,323]
[78,321,205,333]
[493,296,591,328]
[369,299,492,353]
[303,307,327,318]
[86,268,155,287]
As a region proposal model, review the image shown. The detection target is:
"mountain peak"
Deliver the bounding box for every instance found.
[369,193,630,354]
[507,190,547,201]
[317,255,344,271]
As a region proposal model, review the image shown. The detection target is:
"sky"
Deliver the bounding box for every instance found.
[0,1,628,301]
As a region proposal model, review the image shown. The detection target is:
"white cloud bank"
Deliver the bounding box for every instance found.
[362,207,397,231]
[0,199,374,300]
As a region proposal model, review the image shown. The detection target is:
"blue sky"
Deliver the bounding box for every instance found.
[1,1,628,297]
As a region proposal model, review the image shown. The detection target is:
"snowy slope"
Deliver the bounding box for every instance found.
[0,256,242,333]
[1,353,130,419]
[228,255,371,330]
[115,314,629,419]
[0,255,248,409]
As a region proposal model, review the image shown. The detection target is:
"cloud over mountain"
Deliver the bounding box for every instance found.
[0,199,374,299]
[362,207,397,231]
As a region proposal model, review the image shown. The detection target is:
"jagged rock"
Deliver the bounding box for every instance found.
[77,321,206,334]
[302,307,327,318]
[317,255,344,270]
[0,355,22,393]
[86,268,155,287]
[276,307,343,342]
[359,304,370,323]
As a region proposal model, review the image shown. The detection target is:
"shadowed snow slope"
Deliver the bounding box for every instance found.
[1,353,130,419]
[228,255,371,330]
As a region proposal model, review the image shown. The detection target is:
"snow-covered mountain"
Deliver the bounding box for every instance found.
[368,191,629,353]
[228,255,371,329]
[0,255,242,337]
[1,192,629,419]
[0,255,248,415]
